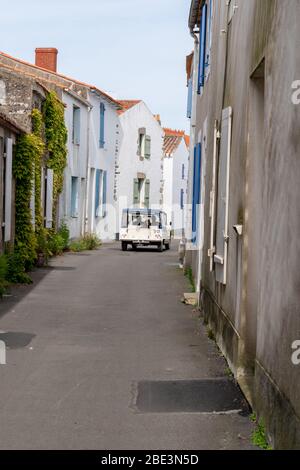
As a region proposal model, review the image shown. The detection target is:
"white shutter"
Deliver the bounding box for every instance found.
[45,169,54,228]
[208,121,219,271]
[214,107,232,285]
[30,170,35,228]
[4,138,13,242]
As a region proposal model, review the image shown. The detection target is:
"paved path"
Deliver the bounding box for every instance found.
[0,243,254,449]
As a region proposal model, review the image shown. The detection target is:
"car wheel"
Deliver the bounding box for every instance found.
[121,242,127,251]
[165,241,170,250]
[132,244,137,251]
[158,242,164,252]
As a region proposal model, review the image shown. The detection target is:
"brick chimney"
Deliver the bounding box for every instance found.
[154,114,161,125]
[35,48,58,72]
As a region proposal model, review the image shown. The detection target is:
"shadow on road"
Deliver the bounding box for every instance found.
[0,266,54,320]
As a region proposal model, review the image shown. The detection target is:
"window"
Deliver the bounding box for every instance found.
[133,177,149,207]
[197,3,208,93]
[95,169,107,217]
[138,128,146,157]
[214,107,232,285]
[180,189,184,210]
[71,176,79,218]
[182,164,185,180]
[100,103,105,148]
[72,106,80,145]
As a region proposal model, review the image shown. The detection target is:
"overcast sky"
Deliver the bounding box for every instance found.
[0,0,193,132]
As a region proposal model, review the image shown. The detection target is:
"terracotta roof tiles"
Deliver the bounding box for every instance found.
[117,100,142,115]
[163,128,189,156]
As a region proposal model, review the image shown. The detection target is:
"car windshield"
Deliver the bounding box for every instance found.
[122,211,161,228]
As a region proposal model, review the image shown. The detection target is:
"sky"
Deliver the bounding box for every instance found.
[0,0,193,132]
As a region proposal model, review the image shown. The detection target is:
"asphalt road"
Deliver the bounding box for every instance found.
[0,243,255,449]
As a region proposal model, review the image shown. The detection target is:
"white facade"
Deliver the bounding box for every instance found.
[85,91,119,241]
[115,101,164,236]
[59,90,90,239]
[163,138,189,237]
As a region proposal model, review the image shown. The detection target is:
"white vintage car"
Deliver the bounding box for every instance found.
[120,209,171,252]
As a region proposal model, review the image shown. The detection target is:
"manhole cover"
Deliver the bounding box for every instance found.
[134,379,249,414]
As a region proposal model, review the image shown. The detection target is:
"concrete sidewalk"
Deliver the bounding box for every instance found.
[0,243,255,449]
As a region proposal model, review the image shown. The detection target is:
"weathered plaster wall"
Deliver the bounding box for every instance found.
[253,0,300,448]
[187,0,300,448]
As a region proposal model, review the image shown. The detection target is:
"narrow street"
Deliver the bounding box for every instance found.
[0,244,254,450]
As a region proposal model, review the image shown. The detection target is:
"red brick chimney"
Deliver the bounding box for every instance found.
[35,48,58,72]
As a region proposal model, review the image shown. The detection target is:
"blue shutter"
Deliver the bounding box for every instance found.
[187,77,193,118]
[197,3,207,93]
[192,143,202,243]
[180,189,184,210]
[71,176,78,218]
[95,169,101,217]
[102,170,107,217]
[182,164,185,180]
[100,103,105,148]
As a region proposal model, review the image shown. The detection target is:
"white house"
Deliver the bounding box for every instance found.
[59,89,91,239]
[85,89,120,241]
[162,129,189,237]
[115,100,164,237]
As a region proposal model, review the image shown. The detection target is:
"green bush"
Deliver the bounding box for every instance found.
[47,232,65,256]
[69,234,101,252]
[69,239,87,252]
[6,252,33,284]
[0,255,8,297]
[82,233,101,250]
[57,222,70,250]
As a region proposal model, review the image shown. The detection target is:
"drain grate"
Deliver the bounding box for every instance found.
[134,379,249,414]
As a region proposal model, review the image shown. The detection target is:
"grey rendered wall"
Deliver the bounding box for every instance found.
[189,0,300,448]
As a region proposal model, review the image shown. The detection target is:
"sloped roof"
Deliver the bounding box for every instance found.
[186,52,194,83]
[0,51,120,108]
[184,134,190,147]
[189,0,204,31]
[117,100,142,115]
[163,128,189,157]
